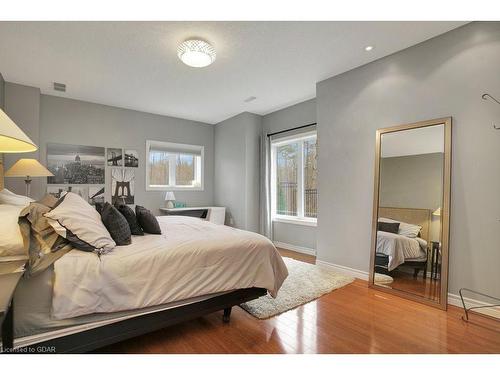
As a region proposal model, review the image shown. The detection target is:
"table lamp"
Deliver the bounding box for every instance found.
[5,159,53,197]
[0,108,37,153]
[164,191,176,208]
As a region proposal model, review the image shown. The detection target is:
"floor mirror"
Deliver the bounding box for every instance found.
[369,117,452,309]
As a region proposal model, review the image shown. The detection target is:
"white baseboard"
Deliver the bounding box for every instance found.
[315,260,369,280]
[273,241,316,256]
[447,292,500,319]
[315,260,500,319]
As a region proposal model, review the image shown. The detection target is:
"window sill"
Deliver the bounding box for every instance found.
[146,185,204,192]
[272,217,317,227]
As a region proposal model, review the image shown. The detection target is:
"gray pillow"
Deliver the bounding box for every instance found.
[135,205,161,234]
[101,202,132,246]
[115,203,144,236]
[377,221,400,234]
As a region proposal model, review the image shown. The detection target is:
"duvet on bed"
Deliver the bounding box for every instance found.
[52,216,288,319]
[376,231,427,271]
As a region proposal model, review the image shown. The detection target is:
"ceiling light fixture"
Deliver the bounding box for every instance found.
[364,45,374,51]
[177,39,216,68]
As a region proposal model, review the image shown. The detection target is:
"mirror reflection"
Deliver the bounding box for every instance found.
[374,124,444,302]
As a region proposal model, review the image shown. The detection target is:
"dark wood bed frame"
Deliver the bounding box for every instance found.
[9,287,266,354]
[375,252,428,278]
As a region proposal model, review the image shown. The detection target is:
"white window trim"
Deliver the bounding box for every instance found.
[146,140,204,191]
[273,216,318,227]
[271,132,317,224]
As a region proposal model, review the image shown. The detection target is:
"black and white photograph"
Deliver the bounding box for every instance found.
[46,185,67,199]
[124,149,139,168]
[107,148,123,166]
[111,168,135,204]
[88,186,105,205]
[47,185,88,199]
[47,143,105,184]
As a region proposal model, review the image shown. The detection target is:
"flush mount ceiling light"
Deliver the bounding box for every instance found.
[177,39,216,68]
[364,45,374,51]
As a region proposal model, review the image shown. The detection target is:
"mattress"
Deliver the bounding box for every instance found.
[376,231,427,271]
[13,265,228,344]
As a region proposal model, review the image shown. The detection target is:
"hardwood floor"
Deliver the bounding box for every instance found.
[380,269,441,302]
[98,249,500,354]
[277,248,316,264]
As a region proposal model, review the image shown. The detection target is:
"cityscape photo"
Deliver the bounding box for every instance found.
[47,143,105,184]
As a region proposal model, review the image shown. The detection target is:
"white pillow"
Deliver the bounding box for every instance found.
[0,188,34,207]
[45,192,116,254]
[379,217,421,238]
[0,204,27,260]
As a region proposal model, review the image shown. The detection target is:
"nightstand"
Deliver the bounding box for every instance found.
[0,260,26,353]
[430,241,441,280]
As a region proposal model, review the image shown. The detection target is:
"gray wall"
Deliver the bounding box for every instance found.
[263,98,317,250]
[39,95,214,214]
[214,112,262,232]
[380,153,443,211]
[3,83,42,198]
[1,85,215,213]
[316,21,500,297]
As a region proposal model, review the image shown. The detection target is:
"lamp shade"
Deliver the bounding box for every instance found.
[5,159,53,177]
[164,191,176,201]
[0,109,38,153]
[432,207,441,216]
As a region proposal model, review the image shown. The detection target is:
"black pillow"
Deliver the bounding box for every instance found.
[115,203,144,236]
[377,221,400,234]
[135,205,161,235]
[101,202,132,246]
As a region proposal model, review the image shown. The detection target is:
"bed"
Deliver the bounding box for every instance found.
[375,207,431,277]
[0,191,288,353]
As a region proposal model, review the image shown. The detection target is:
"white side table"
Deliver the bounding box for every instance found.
[159,207,226,225]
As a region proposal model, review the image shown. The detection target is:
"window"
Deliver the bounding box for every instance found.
[146,140,203,191]
[271,131,317,225]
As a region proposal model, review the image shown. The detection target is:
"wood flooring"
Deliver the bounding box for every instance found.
[98,249,500,354]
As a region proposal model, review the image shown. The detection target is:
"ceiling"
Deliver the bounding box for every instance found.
[0,21,466,124]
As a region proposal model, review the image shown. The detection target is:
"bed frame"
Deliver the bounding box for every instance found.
[8,287,266,354]
[375,207,431,278]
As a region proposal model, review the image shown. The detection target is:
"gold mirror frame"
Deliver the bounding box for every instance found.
[368,117,452,310]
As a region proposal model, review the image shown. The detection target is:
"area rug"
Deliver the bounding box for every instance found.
[374,272,394,285]
[240,257,354,319]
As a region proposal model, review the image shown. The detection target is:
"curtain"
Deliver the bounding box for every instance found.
[260,134,273,240]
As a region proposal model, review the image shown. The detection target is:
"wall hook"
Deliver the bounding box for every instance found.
[482,93,500,129]
[482,93,500,105]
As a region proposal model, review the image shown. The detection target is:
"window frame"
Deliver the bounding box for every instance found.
[271,131,317,226]
[145,140,204,191]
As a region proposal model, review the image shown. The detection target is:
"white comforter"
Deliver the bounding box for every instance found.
[52,216,288,319]
[376,231,427,271]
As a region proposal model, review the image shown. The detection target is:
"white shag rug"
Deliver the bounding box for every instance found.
[240,257,354,319]
[374,273,394,285]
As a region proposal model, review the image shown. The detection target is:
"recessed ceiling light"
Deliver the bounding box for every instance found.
[177,39,216,68]
[365,45,374,51]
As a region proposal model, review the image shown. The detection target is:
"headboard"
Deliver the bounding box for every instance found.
[379,206,431,243]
